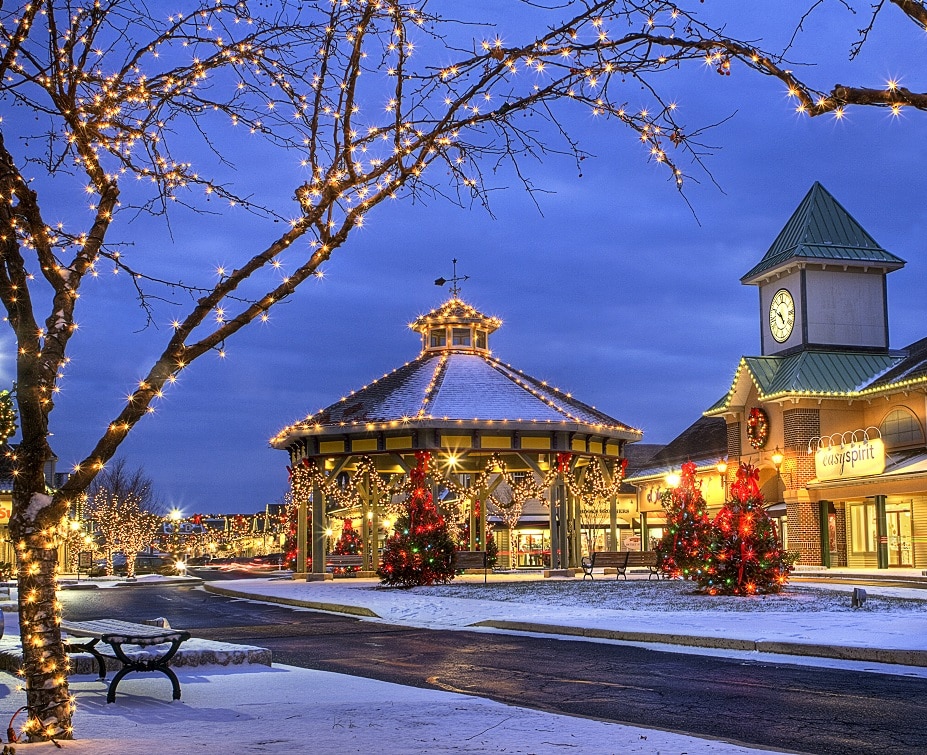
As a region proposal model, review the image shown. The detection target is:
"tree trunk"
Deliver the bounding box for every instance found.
[126,554,137,580]
[9,466,73,740]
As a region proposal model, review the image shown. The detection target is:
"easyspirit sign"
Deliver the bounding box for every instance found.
[814,433,886,482]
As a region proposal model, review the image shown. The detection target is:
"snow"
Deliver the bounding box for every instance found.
[1,571,925,754]
[23,492,54,523]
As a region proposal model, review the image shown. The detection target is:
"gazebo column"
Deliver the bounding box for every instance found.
[310,478,326,576]
[609,495,618,550]
[568,489,582,569]
[548,480,560,568]
[369,471,381,572]
[297,488,308,574]
[559,485,571,569]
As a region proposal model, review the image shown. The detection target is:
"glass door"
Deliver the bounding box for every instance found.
[886,507,913,567]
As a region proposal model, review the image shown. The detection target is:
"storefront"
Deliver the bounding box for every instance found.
[700,182,927,569]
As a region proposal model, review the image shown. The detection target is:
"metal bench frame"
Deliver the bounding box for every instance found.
[580,551,629,580]
[62,619,191,703]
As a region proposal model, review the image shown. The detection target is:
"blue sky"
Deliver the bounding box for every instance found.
[8,2,926,514]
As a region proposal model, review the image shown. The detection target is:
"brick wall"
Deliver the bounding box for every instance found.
[783,408,819,488]
[788,500,822,565]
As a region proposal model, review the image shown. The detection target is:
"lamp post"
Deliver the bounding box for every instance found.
[771,447,784,501]
[771,447,784,473]
[169,508,182,558]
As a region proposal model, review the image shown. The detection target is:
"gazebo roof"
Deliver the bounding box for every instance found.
[272,297,641,448]
[272,350,640,445]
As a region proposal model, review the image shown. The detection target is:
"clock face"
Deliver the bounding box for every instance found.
[769,288,795,343]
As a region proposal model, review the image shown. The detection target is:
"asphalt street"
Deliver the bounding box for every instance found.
[58,583,927,755]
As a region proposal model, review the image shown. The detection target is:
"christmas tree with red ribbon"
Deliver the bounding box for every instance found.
[654,461,713,580]
[377,451,456,587]
[697,463,795,596]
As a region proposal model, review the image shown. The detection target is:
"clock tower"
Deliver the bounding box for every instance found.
[741,182,905,356]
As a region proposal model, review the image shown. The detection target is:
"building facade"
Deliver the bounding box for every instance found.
[632,183,927,569]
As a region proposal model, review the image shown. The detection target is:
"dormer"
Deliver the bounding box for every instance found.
[409,298,501,355]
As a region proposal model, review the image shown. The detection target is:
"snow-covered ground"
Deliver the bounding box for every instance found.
[0,572,925,754]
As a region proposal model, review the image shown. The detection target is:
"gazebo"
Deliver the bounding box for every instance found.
[271,296,642,578]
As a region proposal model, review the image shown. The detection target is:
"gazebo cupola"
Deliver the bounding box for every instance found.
[410,298,502,355]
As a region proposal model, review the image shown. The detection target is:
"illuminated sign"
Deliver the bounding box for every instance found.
[812,429,885,482]
[0,499,9,525]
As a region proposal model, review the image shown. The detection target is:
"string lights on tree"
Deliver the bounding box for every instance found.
[377,452,457,587]
[697,464,796,596]
[3,0,926,740]
[653,461,713,580]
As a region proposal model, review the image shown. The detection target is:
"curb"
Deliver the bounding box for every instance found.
[470,619,927,667]
[199,584,927,668]
[203,583,380,618]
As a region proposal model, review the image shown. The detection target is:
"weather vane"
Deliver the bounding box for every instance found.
[434,258,469,298]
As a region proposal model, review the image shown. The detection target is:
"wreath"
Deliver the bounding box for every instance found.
[746,407,769,450]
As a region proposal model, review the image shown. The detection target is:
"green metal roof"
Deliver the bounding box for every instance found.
[741,182,905,283]
[706,351,904,414]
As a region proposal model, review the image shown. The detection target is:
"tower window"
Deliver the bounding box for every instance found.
[475,330,487,349]
[430,328,446,347]
[452,328,471,346]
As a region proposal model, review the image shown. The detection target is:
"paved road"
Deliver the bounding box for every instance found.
[59,584,927,755]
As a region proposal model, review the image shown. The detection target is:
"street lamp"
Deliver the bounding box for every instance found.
[665,471,681,489]
[771,447,784,472]
[169,508,182,557]
[716,459,729,500]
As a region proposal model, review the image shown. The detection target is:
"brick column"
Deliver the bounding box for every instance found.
[781,409,822,565]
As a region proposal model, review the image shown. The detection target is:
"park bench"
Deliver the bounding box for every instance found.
[580,551,629,580]
[625,550,662,580]
[326,554,364,573]
[454,550,489,583]
[61,618,191,703]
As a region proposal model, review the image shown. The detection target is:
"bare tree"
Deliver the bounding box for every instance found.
[1,0,924,741]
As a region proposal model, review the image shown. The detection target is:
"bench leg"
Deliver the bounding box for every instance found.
[105,637,187,703]
[66,639,107,681]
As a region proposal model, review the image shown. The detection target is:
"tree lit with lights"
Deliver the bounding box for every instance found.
[697,464,795,596]
[2,0,924,740]
[378,452,456,587]
[654,461,713,580]
[331,519,363,575]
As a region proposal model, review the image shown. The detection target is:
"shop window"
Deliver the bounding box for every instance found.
[879,408,925,448]
[430,328,446,347]
[849,501,876,553]
[452,328,471,346]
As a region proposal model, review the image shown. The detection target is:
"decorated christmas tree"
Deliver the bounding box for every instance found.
[456,500,499,568]
[697,463,795,596]
[378,451,456,588]
[332,519,363,575]
[654,461,713,580]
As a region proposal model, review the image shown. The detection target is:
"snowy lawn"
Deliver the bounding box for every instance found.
[410,579,927,613]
